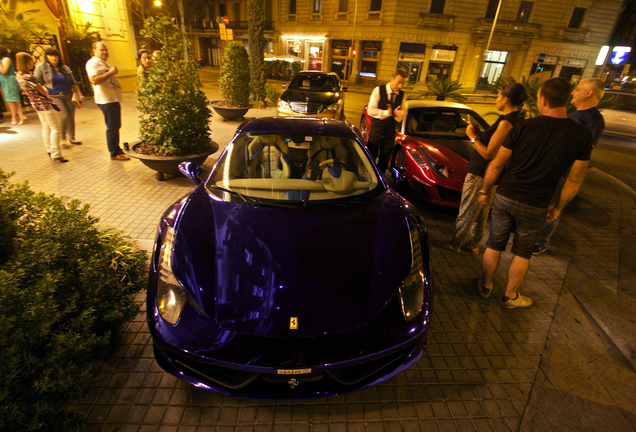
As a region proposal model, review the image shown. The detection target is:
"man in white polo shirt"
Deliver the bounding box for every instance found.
[86,41,129,160]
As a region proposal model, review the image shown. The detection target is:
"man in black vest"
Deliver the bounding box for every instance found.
[366,69,407,174]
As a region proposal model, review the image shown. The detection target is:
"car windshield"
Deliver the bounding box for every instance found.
[207,132,380,203]
[289,74,339,92]
[405,107,489,140]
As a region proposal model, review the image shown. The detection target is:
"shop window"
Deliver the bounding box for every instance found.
[516,1,532,23]
[331,40,351,80]
[478,50,508,86]
[568,7,585,29]
[485,0,499,19]
[289,0,296,15]
[430,0,445,14]
[360,41,381,79]
[370,0,381,12]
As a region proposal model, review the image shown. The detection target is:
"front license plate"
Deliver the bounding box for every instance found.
[277,368,312,375]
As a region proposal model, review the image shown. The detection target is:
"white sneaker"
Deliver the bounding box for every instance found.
[502,293,533,309]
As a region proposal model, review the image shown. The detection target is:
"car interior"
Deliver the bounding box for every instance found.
[406,108,486,138]
[208,133,379,200]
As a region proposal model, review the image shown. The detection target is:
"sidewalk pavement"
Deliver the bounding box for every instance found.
[1,68,635,431]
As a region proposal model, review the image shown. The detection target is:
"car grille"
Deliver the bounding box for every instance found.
[436,185,462,203]
[290,102,323,114]
[161,344,417,397]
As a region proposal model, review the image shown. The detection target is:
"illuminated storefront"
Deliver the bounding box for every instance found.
[281,35,325,72]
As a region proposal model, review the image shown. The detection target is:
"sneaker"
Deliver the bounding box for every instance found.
[532,244,547,255]
[502,293,533,309]
[439,241,461,253]
[477,279,493,299]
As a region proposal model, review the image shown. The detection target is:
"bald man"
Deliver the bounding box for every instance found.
[532,78,605,255]
[86,42,129,160]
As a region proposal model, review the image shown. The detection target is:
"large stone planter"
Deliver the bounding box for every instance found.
[123,141,219,181]
[210,101,250,121]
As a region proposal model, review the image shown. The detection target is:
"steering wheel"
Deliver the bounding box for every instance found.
[318,159,349,170]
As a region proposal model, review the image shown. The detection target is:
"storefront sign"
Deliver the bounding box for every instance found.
[563,58,587,68]
[429,49,456,63]
[293,41,301,53]
[534,54,558,65]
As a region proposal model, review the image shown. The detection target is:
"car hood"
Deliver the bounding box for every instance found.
[281,88,341,105]
[172,188,413,338]
[416,136,473,162]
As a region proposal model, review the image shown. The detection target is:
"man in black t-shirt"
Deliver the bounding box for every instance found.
[477,78,593,309]
[532,78,605,255]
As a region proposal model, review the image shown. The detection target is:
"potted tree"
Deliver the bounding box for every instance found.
[211,41,251,121]
[414,78,468,103]
[125,16,218,180]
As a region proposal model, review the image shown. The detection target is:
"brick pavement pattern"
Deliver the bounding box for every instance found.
[1,69,635,431]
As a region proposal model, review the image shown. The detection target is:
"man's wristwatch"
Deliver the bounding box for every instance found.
[471,137,476,144]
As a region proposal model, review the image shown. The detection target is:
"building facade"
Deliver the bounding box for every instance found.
[190,0,624,90]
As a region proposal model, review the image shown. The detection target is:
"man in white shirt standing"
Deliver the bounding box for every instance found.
[366,69,407,174]
[86,42,129,160]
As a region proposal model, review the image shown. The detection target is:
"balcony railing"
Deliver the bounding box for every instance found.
[191,20,274,31]
[417,13,454,28]
[475,18,540,37]
[559,27,590,43]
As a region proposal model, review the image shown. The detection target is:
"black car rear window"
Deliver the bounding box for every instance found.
[290,75,339,91]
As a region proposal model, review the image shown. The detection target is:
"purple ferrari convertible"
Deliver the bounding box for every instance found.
[147,117,433,398]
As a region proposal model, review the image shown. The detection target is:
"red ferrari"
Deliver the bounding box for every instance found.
[360,100,490,207]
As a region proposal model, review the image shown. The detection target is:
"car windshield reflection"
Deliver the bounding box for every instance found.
[405,107,489,140]
[207,133,380,202]
[289,74,339,92]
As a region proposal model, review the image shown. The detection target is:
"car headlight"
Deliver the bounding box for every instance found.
[322,103,340,113]
[408,148,449,178]
[157,227,187,325]
[399,225,425,321]
[278,100,291,111]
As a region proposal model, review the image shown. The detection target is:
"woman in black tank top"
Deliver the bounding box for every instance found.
[441,83,528,255]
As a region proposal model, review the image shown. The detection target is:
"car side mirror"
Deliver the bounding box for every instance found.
[282,84,288,89]
[390,165,408,188]
[179,161,202,185]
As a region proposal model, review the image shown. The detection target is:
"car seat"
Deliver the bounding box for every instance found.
[305,136,349,181]
[247,135,291,179]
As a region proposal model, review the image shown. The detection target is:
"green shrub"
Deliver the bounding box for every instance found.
[265,84,280,107]
[290,61,302,78]
[0,198,15,265]
[138,16,212,156]
[0,169,147,431]
[219,41,250,107]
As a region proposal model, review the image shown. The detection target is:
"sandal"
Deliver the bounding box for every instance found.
[478,279,493,299]
[461,244,480,254]
[439,241,460,253]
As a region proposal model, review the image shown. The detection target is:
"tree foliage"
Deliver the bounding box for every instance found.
[0,169,147,431]
[0,1,48,55]
[219,41,251,107]
[137,16,212,156]
[413,78,468,103]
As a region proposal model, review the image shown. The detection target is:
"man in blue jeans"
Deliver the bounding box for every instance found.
[86,42,129,161]
[477,78,593,309]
